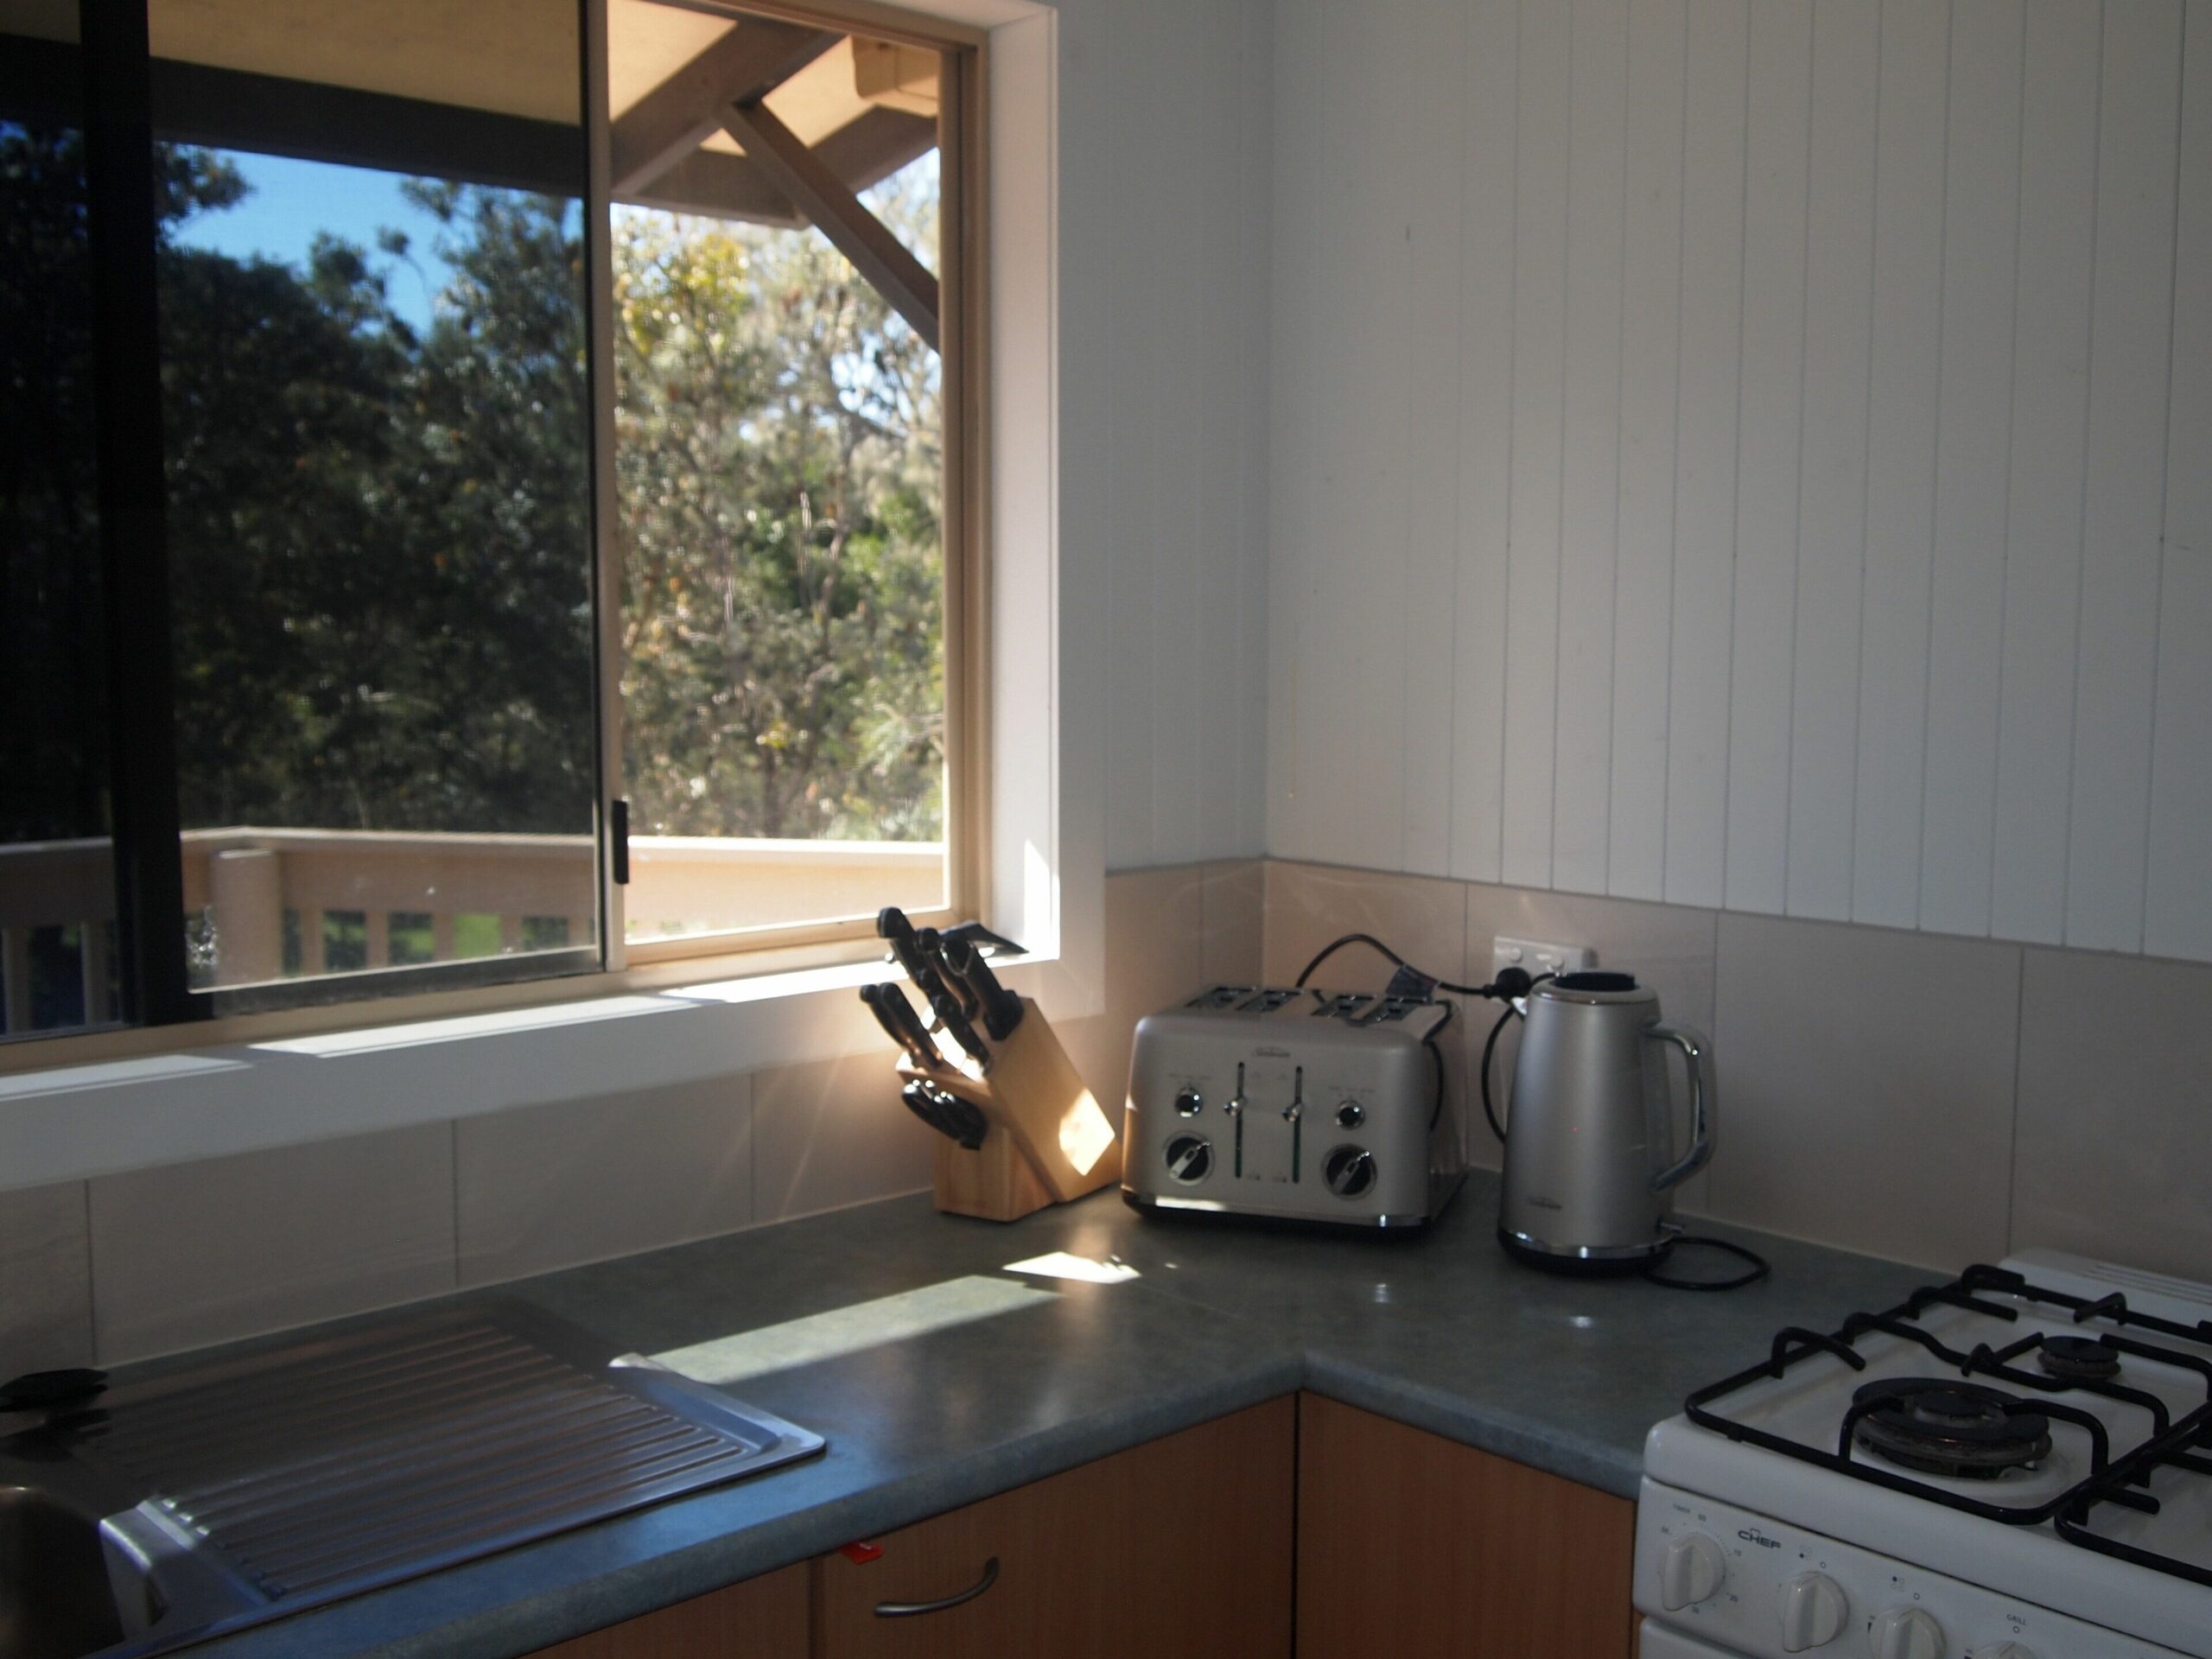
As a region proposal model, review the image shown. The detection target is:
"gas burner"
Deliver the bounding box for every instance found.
[2037,1334,2122,1383]
[1851,1379,2053,1480]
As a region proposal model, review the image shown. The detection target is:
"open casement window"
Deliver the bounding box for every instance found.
[0,0,982,1046]
[598,0,976,967]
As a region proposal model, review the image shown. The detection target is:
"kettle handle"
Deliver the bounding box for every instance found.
[1645,1021,1713,1193]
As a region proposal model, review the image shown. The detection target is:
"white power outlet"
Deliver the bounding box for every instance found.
[1491,936,1594,984]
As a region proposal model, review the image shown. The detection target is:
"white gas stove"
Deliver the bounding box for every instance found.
[1635,1250,2212,1659]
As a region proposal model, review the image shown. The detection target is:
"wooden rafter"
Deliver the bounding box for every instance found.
[721,99,939,350]
[621,149,803,227]
[608,19,838,195]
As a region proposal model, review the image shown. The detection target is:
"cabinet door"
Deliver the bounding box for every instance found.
[1295,1394,1634,1659]
[815,1397,1294,1659]
[524,1562,808,1657]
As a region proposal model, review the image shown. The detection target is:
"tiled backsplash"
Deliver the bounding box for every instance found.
[0,861,1267,1376]
[1255,860,2212,1281]
[7,853,2204,1375]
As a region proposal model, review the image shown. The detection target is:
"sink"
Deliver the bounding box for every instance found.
[0,1301,824,1658]
[0,1484,129,1659]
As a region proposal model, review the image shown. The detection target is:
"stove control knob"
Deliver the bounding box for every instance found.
[1659,1532,1725,1611]
[1868,1607,1944,1659]
[1778,1573,1848,1650]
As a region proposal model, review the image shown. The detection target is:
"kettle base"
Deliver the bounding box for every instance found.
[1497,1226,1669,1277]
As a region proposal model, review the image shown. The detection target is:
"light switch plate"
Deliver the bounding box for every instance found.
[1491,936,1594,983]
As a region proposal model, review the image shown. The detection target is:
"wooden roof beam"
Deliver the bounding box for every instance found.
[721,98,938,350]
[609,19,838,195]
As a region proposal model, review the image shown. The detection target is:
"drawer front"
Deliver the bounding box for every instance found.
[524,1563,808,1658]
[816,1397,1294,1659]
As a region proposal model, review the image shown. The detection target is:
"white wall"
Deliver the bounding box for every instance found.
[1060,0,1274,871]
[1266,0,2212,963]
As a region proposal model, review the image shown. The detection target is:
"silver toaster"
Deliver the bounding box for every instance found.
[1122,985,1465,1229]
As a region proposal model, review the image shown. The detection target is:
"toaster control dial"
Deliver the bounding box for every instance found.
[1173,1086,1205,1118]
[1335,1101,1364,1128]
[1163,1135,1213,1184]
[1321,1145,1376,1198]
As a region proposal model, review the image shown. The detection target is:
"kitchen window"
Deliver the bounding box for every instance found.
[0,0,983,1047]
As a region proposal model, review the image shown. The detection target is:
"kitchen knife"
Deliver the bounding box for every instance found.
[915,926,981,1019]
[877,907,959,1014]
[861,982,949,1073]
[940,935,1023,1042]
[927,982,995,1071]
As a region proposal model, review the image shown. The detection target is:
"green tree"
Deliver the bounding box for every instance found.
[613,170,944,842]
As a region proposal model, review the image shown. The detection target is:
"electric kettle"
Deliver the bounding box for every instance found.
[1496,971,1712,1272]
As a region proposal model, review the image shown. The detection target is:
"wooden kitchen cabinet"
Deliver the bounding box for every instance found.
[813,1397,1295,1658]
[1295,1394,1636,1659]
[524,1561,809,1657]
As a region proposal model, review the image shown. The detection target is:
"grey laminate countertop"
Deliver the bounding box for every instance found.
[181,1171,1931,1659]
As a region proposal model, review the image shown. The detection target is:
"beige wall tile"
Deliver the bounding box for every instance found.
[1199,859,1265,986]
[1710,913,2020,1268]
[0,1183,92,1375]
[455,1076,753,1288]
[88,1124,457,1363]
[2012,950,2212,1281]
[1461,884,1719,1201]
[751,1050,935,1224]
[1263,861,1473,1166]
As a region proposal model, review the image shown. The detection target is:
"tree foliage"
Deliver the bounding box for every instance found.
[1,120,944,849]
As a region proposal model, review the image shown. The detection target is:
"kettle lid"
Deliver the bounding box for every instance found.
[1534,969,1654,1005]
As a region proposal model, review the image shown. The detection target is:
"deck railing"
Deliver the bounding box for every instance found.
[0,830,942,1035]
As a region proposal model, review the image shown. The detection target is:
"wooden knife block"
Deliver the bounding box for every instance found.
[896,998,1122,1222]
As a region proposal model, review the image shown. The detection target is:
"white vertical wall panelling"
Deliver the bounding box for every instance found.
[1849,0,1950,929]
[1990,0,2101,945]
[2064,0,2184,953]
[1610,0,1689,901]
[1151,0,1204,865]
[1401,0,1467,877]
[1194,0,1241,858]
[1662,0,1749,909]
[1265,0,1309,858]
[1236,0,1274,860]
[1448,0,1520,885]
[1502,0,1574,888]
[1551,0,1632,895]
[1918,0,2024,939]
[2145,0,2212,962]
[1723,0,1815,914]
[1103,0,1159,868]
[1784,0,1879,921]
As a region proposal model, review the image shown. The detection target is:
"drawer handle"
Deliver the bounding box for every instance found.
[872,1555,1001,1618]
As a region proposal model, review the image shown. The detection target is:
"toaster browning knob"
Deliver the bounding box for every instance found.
[1173,1086,1205,1118]
[1164,1135,1214,1184]
[1335,1101,1364,1128]
[1321,1145,1376,1198]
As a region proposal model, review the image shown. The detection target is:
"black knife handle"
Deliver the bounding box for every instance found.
[879,907,957,1011]
[929,986,994,1071]
[869,982,949,1072]
[941,936,1023,1041]
[915,926,980,1018]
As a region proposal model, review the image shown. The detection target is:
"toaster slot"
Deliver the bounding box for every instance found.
[1186,985,1255,1009]
[1237,988,1300,1014]
[1311,992,1373,1019]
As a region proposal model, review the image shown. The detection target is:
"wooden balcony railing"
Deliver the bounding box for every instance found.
[0,829,942,1036]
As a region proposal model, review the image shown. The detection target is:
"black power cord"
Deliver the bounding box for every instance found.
[1300,931,1770,1294]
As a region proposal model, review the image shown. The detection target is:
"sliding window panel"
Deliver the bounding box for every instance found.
[0,3,124,1039]
[607,2,951,952]
[146,0,602,1003]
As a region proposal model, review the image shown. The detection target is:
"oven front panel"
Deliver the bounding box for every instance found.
[1636,1479,2199,1659]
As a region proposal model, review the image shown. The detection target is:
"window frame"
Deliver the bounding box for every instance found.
[0,0,993,1058]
